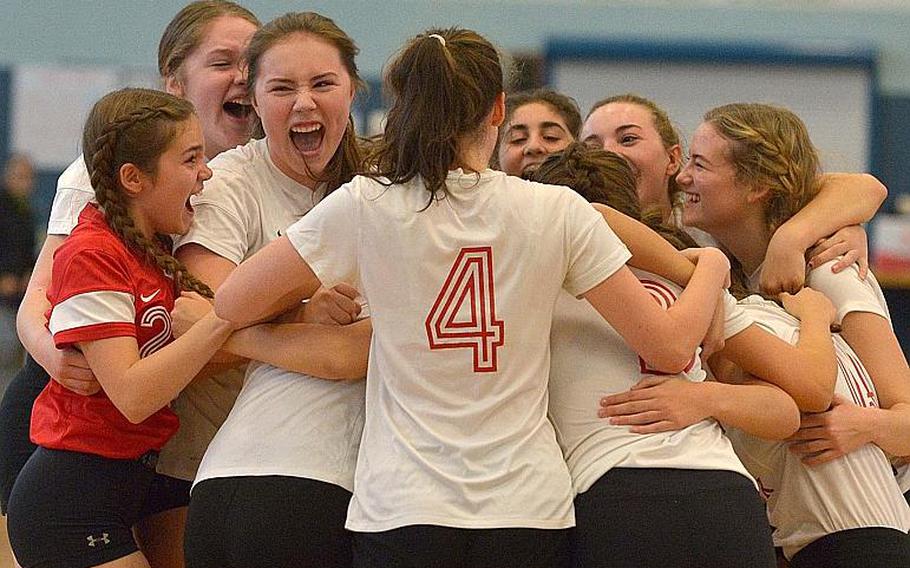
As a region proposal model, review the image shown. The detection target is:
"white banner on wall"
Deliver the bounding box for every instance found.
[11,64,158,169]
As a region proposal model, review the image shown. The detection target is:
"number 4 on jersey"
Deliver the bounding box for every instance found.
[425,247,505,372]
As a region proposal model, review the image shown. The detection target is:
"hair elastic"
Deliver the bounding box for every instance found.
[428,33,446,47]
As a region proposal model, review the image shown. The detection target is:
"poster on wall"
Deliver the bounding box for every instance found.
[11,64,158,170]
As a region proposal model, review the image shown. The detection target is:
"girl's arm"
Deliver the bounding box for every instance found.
[581,248,728,374]
[600,374,799,440]
[17,235,98,394]
[761,173,886,294]
[593,203,694,286]
[79,293,236,424]
[222,318,371,380]
[715,289,838,412]
[215,236,323,326]
[790,311,910,462]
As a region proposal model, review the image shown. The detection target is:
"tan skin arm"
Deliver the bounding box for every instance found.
[174,243,247,370]
[593,203,694,287]
[223,318,371,380]
[762,173,886,294]
[788,311,910,464]
[216,236,729,375]
[79,294,235,424]
[600,373,799,440]
[17,235,97,394]
[712,289,838,413]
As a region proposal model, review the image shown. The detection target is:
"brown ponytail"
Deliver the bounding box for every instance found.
[368,27,503,207]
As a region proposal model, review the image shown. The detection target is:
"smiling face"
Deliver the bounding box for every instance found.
[581,102,680,213]
[132,116,212,238]
[677,122,753,234]
[251,32,354,188]
[165,15,258,159]
[498,102,574,176]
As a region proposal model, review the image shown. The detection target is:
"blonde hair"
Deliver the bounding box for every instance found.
[82,88,214,298]
[704,103,821,233]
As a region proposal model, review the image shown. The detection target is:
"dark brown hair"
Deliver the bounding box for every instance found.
[530,142,697,251]
[504,88,582,139]
[245,12,364,192]
[587,94,684,208]
[82,88,214,298]
[158,0,260,79]
[368,27,503,206]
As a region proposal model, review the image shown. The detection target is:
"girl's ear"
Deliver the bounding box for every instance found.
[118,163,147,197]
[746,183,771,204]
[490,92,506,127]
[164,74,185,98]
[665,144,683,177]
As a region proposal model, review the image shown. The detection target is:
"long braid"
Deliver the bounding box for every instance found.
[84,89,215,299]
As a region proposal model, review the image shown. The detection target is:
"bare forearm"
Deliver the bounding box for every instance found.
[223,319,370,380]
[703,380,800,440]
[864,404,910,456]
[594,203,695,287]
[775,173,885,252]
[106,315,234,423]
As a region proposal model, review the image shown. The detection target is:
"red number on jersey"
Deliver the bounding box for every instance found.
[638,279,695,375]
[425,247,505,372]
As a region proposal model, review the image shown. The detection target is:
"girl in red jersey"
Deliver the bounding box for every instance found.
[6,88,236,568]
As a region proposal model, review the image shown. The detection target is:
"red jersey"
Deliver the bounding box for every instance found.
[31,204,180,459]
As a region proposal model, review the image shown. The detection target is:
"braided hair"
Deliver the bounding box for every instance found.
[82,88,214,299]
[704,103,821,234]
[530,142,697,252]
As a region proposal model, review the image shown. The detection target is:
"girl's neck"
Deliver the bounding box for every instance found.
[711,213,771,275]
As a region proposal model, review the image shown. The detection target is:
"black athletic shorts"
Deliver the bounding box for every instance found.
[6,447,159,568]
[185,475,354,568]
[0,354,47,514]
[352,525,572,568]
[573,467,776,568]
[789,526,910,568]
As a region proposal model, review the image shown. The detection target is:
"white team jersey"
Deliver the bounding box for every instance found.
[806,260,910,492]
[47,156,93,236]
[287,169,631,532]
[45,155,239,481]
[184,138,366,491]
[726,295,910,559]
[549,272,754,495]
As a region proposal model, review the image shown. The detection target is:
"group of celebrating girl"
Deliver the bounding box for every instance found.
[0,1,908,567]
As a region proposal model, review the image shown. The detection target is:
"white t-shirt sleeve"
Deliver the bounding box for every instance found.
[47,156,94,236]
[807,259,888,325]
[721,290,754,339]
[173,169,251,265]
[285,185,359,289]
[561,193,632,297]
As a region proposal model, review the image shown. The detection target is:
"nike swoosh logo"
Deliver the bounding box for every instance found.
[140,289,160,303]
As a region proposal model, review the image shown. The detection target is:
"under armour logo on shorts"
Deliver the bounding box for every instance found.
[87,533,110,547]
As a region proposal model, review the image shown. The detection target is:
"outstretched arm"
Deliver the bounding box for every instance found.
[215,236,323,326]
[223,318,371,380]
[582,248,728,374]
[593,203,695,287]
[600,373,799,440]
